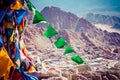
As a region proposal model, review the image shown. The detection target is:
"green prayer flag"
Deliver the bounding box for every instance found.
[26,2,36,13]
[33,10,46,24]
[64,45,75,54]
[71,55,84,64]
[43,25,58,38]
[25,0,36,13]
[25,0,46,24]
[54,37,67,48]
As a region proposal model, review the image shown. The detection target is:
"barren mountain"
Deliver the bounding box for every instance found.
[40,6,79,30]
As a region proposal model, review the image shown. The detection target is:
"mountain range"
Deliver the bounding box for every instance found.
[85,13,120,30]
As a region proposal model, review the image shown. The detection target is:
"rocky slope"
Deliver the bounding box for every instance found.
[29,69,120,80]
[23,6,120,80]
[24,6,120,60]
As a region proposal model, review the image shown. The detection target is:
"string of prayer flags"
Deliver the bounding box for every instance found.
[64,45,76,55]
[0,0,40,79]
[43,24,58,38]
[15,9,26,24]
[54,37,68,48]
[24,0,85,65]
[24,0,84,65]
[71,55,84,64]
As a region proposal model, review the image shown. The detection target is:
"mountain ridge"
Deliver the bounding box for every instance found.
[85,13,120,30]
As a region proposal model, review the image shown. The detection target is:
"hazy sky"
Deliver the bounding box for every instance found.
[31,0,120,17]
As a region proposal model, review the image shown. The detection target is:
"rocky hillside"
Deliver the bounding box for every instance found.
[24,6,120,60]
[23,6,120,80]
[85,13,120,30]
[29,70,120,80]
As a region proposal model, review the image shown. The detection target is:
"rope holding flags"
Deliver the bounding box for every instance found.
[25,0,84,65]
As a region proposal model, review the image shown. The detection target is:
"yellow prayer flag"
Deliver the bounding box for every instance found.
[0,47,14,78]
[10,0,23,10]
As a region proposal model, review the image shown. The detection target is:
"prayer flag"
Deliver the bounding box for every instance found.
[10,0,23,10]
[25,1,36,13]
[0,47,14,78]
[64,45,75,54]
[15,9,26,24]
[71,55,84,64]
[43,25,58,38]
[33,10,46,24]
[54,37,67,48]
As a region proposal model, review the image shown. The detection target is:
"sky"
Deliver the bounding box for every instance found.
[31,0,120,17]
